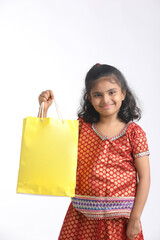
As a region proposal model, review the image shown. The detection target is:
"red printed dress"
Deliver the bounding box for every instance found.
[58,118,150,240]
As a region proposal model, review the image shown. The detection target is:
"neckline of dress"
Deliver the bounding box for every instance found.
[92,121,133,141]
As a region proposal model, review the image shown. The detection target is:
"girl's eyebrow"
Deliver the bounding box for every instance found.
[92,88,117,94]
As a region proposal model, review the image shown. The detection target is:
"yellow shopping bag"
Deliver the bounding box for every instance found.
[17,101,79,197]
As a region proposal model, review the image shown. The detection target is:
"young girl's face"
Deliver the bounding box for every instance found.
[89,75,126,120]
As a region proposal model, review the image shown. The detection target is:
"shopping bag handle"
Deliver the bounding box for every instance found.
[38,100,65,123]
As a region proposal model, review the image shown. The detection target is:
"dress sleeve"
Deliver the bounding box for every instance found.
[131,125,150,159]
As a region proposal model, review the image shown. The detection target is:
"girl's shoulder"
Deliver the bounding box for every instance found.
[77,117,92,133]
[127,121,147,139]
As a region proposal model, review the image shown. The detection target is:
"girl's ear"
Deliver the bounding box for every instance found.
[122,90,126,101]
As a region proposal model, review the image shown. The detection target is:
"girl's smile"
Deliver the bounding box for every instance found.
[101,104,114,109]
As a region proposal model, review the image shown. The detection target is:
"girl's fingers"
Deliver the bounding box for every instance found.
[129,234,136,239]
[41,92,49,100]
[39,95,48,103]
[38,90,54,109]
[39,97,47,105]
[45,90,50,99]
[41,90,54,101]
[44,90,54,100]
[49,90,54,100]
[39,94,45,101]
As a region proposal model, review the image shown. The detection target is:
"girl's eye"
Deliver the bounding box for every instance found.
[94,94,102,97]
[109,91,115,95]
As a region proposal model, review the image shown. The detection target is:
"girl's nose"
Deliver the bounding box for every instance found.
[102,94,110,104]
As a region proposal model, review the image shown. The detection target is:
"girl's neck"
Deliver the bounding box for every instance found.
[98,115,123,126]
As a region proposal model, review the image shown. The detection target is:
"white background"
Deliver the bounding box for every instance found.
[0,0,160,239]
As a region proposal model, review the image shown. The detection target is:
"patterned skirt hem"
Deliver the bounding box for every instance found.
[72,195,135,219]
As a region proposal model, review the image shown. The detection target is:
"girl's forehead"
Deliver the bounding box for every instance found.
[91,76,120,91]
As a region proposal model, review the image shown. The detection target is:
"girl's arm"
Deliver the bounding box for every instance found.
[126,155,150,239]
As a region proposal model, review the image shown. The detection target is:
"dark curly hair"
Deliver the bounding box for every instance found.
[77,64,141,123]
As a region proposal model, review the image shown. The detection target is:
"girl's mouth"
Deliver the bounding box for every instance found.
[101,104,114,109]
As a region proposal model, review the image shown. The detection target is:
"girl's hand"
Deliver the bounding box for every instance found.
[126,218,141,239]
[38,90,54,112]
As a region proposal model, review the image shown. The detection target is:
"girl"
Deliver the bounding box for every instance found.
[38,64,150,240]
